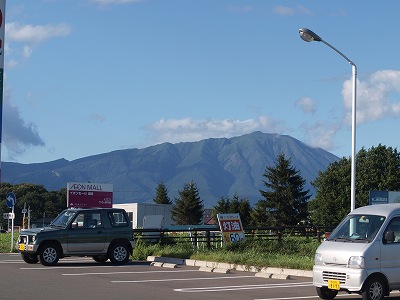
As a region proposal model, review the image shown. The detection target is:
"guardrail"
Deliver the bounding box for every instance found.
[133,225,335,249]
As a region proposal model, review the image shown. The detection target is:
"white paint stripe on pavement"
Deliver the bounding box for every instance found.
[63,269,200,276]
[175,282,313,292]
[21,264,136,270]
[0,260,26,263]
[254,290,400,300]
[112,275,256,283]
[255,294,362,300]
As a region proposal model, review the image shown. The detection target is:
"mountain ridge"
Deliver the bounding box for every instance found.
[2,131,339,207]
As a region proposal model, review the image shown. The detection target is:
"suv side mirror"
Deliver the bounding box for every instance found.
[384,231,395,244]
[71,222,78,229]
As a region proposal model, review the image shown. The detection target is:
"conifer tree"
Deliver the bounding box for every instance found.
[257,153,310,226]
[213,194,252,227]
[153,181,172,204]
[171,181,203,225]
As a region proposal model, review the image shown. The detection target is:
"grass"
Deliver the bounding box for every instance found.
[2,232,319,270]
[132,235,319,270]
[0,233,19,253]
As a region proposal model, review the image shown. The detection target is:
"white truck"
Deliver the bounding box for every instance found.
[313,203,400,300]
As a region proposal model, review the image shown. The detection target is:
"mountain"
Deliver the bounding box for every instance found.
[2,132,339,207]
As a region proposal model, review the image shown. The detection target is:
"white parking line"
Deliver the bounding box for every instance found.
[0,260,26,263]
[256,297,323,300]
[174,282,313,293]
[255,294,361,300]
[112,275,256,283]
[21,264,138,270]
[63,269,200,276]
[254,290,400,300]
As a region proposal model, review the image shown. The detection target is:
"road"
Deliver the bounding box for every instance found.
[1,253,400,300]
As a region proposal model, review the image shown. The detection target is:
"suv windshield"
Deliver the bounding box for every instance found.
[50,210,77,228]
[327,214,386,242]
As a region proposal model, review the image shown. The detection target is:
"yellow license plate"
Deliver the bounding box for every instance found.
[328,279,340,290]
[19,244,26,251]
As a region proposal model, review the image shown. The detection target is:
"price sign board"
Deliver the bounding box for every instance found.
[217,213,245,244]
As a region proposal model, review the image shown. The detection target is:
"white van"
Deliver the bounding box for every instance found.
[313,203,400,300]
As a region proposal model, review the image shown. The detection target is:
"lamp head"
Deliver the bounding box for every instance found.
[299,28,322,42]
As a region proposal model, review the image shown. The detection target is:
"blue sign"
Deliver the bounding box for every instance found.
[6,192,16,208]
[369,190,388,205]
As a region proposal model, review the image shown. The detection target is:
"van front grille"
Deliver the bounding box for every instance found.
[322,271,346,284]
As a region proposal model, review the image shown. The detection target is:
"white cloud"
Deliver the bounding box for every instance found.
[2,88,45,160]
[143,116,288,145]
[273,5,313,16]
[226,5,253,13]
[301,121,341,152]
[342,70,400,125]
[23,45,32,58]
[6,59,18,69]
[6,22,71,58]
[273,5,295,16]
[295,96,317,114]
[6,22,71,44]
[298,69,400,153]
[87,113,106,123]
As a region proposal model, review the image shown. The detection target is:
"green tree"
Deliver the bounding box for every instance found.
[153,181,172,204]
[0,183,67,229]
[256,153,310,226]
[250,199,269,226]
[310,144,400,226]
[212,194,253,227]
[171,181,203,225]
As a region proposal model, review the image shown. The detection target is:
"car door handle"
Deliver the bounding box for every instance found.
[97,231,103,234]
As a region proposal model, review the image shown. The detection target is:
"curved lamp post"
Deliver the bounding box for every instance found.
[299,28,357,212]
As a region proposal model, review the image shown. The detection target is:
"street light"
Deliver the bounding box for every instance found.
[299,28,357,212]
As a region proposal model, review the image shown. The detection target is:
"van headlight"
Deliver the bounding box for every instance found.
[314,253,323,265]
[348,256,365,268]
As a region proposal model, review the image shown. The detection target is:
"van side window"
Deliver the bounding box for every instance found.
[384,217,400,244]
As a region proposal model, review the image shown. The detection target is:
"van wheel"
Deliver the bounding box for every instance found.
[39,243,60,266]
[362,277,386,300]
[109,243,130,265]
[21,253,39,264]
[93,255,108,263]
[316,287,338,299]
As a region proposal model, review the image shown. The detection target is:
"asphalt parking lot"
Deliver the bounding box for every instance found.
[2,253,400,300]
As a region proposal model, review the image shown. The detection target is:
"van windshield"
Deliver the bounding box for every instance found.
[327,214,386,242]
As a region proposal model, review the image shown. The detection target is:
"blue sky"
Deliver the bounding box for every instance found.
[2,0,400,164]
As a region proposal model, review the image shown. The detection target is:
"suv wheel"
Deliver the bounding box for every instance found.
[21,253,39,264]
[39,243,60,266]
[109,243,130,265]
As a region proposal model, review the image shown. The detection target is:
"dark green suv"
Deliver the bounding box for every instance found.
[17,208,135,266]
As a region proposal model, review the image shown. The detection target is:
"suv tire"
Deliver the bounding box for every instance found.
[39,243,60,266]
[21,253,39,264]
[109,243,130,265]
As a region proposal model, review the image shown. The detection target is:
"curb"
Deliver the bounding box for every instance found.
[146,256,312,278]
